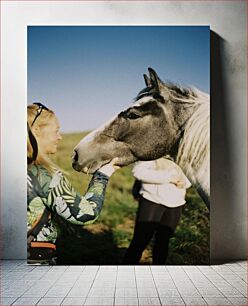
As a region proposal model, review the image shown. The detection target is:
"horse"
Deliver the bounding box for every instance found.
[72,68,210,208]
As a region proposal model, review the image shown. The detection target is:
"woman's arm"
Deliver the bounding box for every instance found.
[45,170,110,225]
[171,166,192,189]
[132,161,179,184]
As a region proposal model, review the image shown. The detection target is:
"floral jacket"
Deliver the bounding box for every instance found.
[27,164,109,244]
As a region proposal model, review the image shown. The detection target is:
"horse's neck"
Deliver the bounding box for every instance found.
[174,101,210,202]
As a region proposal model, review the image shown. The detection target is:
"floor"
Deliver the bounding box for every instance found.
[0,260,247,306]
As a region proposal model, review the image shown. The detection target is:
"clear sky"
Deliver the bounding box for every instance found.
[28,26,209,133]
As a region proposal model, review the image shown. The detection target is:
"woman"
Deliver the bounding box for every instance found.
[123,158,191,265]
[27,102,118,264]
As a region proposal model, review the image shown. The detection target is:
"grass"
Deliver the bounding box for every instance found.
[51,132,210,265]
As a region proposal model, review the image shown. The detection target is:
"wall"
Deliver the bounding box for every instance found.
[1,1,246,261]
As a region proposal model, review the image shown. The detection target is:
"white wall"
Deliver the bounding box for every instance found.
[1,1,246,261]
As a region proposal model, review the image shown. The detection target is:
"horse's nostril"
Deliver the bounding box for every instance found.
[73,150,79,162]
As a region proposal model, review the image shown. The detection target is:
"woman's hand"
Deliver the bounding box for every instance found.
[172,180,185,189]
[98,158,121,177]
[110,158,121,171]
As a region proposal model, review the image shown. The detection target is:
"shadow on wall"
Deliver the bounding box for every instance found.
[210,31,244,263]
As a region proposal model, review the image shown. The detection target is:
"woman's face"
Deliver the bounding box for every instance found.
[37,115,62,154]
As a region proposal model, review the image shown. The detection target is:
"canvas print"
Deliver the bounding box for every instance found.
[27,26,210,265]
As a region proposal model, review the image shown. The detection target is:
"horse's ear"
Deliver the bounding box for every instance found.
[143,74,151,87]
[148,67,169,101]
[148,67,163,92]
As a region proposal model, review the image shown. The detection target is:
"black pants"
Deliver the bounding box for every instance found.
[123,196,182,265]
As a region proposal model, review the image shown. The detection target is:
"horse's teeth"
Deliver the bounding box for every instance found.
[83,167,88,172]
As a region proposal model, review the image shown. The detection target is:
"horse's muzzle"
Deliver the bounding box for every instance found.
[72,149,82,172]
[72,149,79,163]
[72,161,82,172]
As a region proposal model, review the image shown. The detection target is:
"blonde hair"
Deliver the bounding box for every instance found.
[27,104,58,174]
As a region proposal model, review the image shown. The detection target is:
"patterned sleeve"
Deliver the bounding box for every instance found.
[46,171,109,225]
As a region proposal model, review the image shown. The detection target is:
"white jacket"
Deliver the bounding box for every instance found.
[132,159,191,208]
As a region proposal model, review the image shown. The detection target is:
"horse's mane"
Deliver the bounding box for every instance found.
[176,89,210,191]
[136,81,209,105]
[168,82,209,106]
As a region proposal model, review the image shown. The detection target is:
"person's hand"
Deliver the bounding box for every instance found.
[170,171,180,182]
[172,180,185,188]
[110,158,121,171]
[98,158,120,177]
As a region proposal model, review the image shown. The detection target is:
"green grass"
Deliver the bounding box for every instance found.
[51,132,210,265]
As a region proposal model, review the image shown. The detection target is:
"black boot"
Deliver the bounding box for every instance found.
[152,225,174,265]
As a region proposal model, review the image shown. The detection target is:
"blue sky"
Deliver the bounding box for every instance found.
[28,26,209,132]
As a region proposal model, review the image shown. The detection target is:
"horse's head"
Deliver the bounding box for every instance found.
[72,68,198,173]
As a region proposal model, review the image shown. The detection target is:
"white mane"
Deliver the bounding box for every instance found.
[176,90,210,196]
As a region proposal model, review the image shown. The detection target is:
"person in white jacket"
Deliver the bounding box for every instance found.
[123,157,191,264]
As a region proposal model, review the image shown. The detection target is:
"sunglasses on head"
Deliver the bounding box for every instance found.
[31,102,49,126]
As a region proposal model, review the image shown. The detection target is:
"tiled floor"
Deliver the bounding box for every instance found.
[0,260,247,305]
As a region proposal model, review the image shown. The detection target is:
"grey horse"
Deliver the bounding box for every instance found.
[72,68,210,208]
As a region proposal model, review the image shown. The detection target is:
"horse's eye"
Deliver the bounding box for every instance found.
[127,113,140,120]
